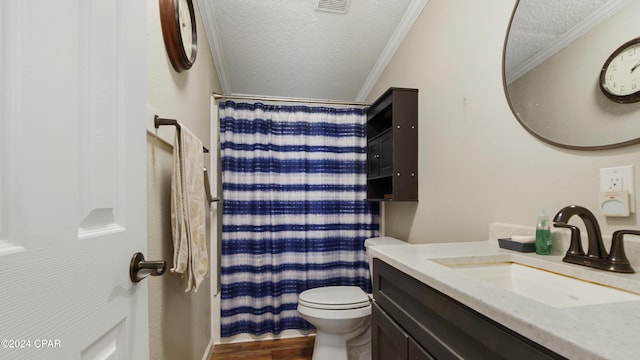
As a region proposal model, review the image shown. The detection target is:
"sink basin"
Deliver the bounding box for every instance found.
[444,261,640,308]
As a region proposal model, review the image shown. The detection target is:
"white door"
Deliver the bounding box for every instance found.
[0,1,148,359]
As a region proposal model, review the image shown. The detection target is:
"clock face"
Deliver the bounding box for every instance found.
[178,0,194,60]
[600,38,640,103]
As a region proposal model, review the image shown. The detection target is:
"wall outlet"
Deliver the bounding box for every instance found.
[608,175,623,191]
[600,166,635,213]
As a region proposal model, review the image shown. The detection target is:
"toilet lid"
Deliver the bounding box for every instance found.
[298,286,370,310]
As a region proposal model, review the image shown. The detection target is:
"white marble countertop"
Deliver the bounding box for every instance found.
[368,237,640,360]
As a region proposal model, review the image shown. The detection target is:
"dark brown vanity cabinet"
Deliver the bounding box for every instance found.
[372,302,434,360]
[371,259,566,360]
[366,88,418,201]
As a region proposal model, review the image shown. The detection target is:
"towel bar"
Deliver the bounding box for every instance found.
[154,115,210,153]
[154,115,219,203]
[204,167,220,203]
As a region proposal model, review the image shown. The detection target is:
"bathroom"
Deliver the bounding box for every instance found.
[151,0,640,357]
[1,0,639,359]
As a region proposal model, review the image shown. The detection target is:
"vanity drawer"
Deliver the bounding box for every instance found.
[372,258,565,360]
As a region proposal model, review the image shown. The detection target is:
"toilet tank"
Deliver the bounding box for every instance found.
[364,237,406,276]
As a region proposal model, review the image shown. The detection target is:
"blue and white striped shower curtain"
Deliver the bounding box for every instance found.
[219,100,379,337]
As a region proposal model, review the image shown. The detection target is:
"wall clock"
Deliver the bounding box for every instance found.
[599,37,640,104]
[159,0,197,72]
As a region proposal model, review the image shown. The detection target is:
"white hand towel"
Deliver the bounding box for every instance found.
[170,125,209,292]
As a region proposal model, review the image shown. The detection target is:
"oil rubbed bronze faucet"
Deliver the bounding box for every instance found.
[553,205,639,273]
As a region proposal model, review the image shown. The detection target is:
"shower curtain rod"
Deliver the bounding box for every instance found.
[212,93,370,107]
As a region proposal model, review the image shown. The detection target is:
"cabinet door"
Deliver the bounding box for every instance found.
[378,130,393,177]
[367,138,381,178]
[409,338,435,360]
[372,302,408,360]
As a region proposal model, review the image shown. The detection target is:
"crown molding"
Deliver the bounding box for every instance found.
[354,0,428,102]
[195,0,232,94]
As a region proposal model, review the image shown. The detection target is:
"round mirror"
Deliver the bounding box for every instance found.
[504,0,640,150]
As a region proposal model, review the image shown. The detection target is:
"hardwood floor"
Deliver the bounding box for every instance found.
[209,336,315,360]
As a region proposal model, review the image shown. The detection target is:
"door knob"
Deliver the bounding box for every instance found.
[129,252,166,283]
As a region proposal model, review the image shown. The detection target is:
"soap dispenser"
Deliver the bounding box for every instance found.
[535,206,551,255]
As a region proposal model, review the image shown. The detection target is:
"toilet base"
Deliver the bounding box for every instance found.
[347,325,371,360]
[310,318,370,360]
[312,332,349,360]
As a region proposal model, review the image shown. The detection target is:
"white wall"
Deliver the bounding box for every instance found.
[146,0,222,359]
[368,0,640,243]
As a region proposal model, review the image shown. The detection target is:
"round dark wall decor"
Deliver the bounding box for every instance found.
[159,0,197,72]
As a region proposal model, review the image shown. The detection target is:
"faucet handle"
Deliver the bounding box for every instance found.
[605,230,640,273]
[553,222,584,257]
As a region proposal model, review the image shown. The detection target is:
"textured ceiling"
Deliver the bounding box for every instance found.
[197,0,628,102]
[198,0,423,102]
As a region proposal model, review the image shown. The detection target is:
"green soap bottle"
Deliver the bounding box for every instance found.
[535,206,551,255]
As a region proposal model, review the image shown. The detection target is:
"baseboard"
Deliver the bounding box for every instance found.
[218,330,315,345]
[201,337,214,360]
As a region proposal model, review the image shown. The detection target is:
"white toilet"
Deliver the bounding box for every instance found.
[297,237,405,360]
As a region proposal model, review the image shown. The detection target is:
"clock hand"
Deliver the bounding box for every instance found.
[632,60,640,73]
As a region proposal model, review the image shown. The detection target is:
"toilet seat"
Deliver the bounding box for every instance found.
[298,286,370,310]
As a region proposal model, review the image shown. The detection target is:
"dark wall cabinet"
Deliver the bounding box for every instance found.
[366,88,418,201]
[371,259,566,360]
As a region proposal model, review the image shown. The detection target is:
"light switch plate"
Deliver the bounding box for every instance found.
[600,166,635,214]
